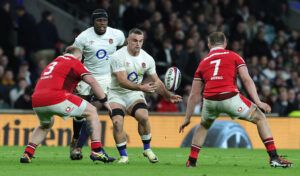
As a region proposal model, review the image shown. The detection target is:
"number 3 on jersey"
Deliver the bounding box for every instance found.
[43,62,58,76]
[210,59,221,76]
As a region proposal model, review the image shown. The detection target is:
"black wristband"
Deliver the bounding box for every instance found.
[98,94,107,103]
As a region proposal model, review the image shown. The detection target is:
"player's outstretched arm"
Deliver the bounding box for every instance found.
[82,74,111,112]
[179,79,203,133]
[114,71,157,92]
[148,73,182,103]
[238,66,271,113]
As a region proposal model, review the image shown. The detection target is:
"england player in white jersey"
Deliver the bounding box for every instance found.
[109,28,182,164]
[70,9,125,160]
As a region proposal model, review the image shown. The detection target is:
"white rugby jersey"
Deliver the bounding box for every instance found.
[110,46,156,93]
[73,27,125,77]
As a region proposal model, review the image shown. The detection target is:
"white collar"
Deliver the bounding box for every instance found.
[210,46,224,51]
[63,53,75,57]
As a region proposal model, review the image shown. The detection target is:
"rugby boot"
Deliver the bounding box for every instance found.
[143,149,158,163]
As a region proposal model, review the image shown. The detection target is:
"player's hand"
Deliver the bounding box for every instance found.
[179,117,190,133]
[139,82,157,93]
[170,94,182,103]
[257,101,271,113]
[103,102,112,114]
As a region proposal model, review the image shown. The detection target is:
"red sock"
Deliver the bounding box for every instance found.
[25,142,37,157]
[91,140,103,152]
[263,137,278,158]
[263,137,276,151]
[189,144,201,159]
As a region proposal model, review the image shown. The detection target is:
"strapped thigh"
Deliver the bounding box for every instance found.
[130,102,147,117]
[110,108,125,119]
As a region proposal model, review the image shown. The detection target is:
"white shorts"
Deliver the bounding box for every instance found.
[76,76,111,95]
[108,90,146,109]
[33,99,88,125]
[201,93,256,123]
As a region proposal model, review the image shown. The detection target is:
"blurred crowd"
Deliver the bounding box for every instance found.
[0,0,300,116]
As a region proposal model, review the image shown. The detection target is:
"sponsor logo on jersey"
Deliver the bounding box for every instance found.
[127,72,138,83]
[96,49,108,60]
[109,38,113,44]
[142,62,146,68]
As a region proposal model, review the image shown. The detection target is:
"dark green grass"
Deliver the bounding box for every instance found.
[0,147,299,176]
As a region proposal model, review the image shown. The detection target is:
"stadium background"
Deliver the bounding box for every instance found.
[0,0,300,149]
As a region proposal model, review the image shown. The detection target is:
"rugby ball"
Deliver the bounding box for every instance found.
[164,67,181,91]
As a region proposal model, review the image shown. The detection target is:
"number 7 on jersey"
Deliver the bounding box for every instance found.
[210,59,221,76]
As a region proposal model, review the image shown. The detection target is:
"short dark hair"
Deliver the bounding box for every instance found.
[128,28,143,35]
[91,9,108,22]
[64,46,82,55]
[208,32,226,46]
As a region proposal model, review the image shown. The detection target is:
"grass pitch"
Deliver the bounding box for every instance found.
[0,146,299,176]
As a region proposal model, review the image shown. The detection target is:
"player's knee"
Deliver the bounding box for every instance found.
[130,103,147,117]
[110,108,125,118]
[201,119,214,129]
[250,108,266,124]
[40,118,54,129]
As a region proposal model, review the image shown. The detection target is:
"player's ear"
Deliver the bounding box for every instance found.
[207,42,211,49]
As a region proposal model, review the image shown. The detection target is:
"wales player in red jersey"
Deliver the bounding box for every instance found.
[179,32,292,168]
[20,46,115,163]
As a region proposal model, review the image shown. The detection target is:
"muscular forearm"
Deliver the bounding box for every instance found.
[243,79,261,104]
[83,75,106,99]
[185,94,200,119]
[155,80,172,100]
[119,79,141,91]
[90,83,106,99]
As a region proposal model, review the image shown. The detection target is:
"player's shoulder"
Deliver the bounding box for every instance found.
[227,50,245,61]
[106,27,124,36]
[227,49,239,56]
[140,49,154,60]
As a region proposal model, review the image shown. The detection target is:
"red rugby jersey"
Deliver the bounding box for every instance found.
[32,55,90,107]
[194,48,246,98]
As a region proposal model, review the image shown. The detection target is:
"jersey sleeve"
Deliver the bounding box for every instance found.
[110,52,126,72]
[73,60,90,77]
[233,52,246,69]
[194,62,203,80]
[146,56,156,75]
[73,34,85,51]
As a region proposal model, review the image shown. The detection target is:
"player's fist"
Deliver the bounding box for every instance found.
[257,102,271,113]
[169,94,182,103]
[179,117,190,133]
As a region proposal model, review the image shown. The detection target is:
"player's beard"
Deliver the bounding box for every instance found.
[94,26,106,35]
